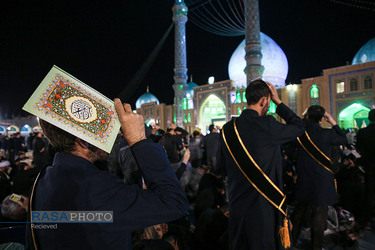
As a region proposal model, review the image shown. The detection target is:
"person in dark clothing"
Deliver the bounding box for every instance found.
[0,161,12,202]
[194,174,226,221]
[189,130,203,169]
[335,155,366,226]
[32,132,48,170]
[147,124,164,143]
[216,80,305,249]
[14,133,24,157]
[291,105,348,250]
[1,136,9,152]
[158,123,188,168]
[27,133,35,151]
[355,109,375,226]
[12,162,39,196]
[203,125,220,170]
[26,99,189,250]
[192,204,229,250]
[7,134,15,163]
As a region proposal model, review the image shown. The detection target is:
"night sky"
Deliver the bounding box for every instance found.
[1,0,374,118]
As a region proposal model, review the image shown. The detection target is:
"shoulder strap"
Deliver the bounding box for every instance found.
[297,131,334,174]
[29,170,43,250]
[222,119,287,216]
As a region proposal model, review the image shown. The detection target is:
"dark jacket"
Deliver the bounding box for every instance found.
[216,103,305,249]
[26,140,189,249]
[203,132,220,159]
[356,123,375,171]
[32,137,48,169]
[295,123,347,206]
[158,127,188,164]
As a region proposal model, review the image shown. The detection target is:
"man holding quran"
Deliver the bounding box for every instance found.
[291,105,347,249]
[215,79,305,249]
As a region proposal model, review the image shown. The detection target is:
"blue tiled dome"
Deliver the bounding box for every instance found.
[186,81,198,98]
[228,32,289,89]
[135,91,160,109]
[352,37,375,65]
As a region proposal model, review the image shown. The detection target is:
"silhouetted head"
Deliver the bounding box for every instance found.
[307,105,325,123]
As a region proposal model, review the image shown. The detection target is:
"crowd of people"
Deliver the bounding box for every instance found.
[0,81,374,249]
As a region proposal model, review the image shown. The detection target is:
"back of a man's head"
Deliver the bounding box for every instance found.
[209,124,215,133]
[369,109,375,122]
[245,79,271,105]
[39,119,76,153]
[307,105,325,123]
[193,130,200,137]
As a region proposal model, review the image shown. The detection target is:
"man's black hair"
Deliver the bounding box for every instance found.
[209,124,215,133]
[39,119,76,153]
[369,109,375,122]
[245,79,271,105]
[307,105,325,123]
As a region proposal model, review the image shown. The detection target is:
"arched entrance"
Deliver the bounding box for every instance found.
[7,125,19,135]
[199,94,226,134]
[339,103,371,129]
[21,124,32,136]
[0,126,6,135]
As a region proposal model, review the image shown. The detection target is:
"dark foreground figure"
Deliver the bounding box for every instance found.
[216,80,305,249]
[26,99,188,249]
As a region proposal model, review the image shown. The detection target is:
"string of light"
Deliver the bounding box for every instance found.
[328,0,375,11]
[189,0,245,36]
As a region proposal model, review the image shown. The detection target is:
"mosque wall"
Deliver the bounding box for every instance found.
[280,61,375,129]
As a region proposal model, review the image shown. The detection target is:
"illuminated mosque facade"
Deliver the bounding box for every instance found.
[134,0,375,134]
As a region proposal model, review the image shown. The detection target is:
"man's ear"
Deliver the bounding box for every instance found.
[259,96,268,107]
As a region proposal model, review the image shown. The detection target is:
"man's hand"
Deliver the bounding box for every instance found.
[266,82,282,105]
[16,195,29,212]
[114,99,146,147]
[324,112,337,126]
[152,124,160,131]
[169,123,177,130]
[182,148,190,165]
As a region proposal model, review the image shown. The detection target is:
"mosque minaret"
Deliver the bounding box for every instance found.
[172,0,189,126]
[244,0,264,84]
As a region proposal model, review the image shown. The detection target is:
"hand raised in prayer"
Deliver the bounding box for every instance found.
[324,112,337,126]
[114,98,146,147]
[267,82,282,105]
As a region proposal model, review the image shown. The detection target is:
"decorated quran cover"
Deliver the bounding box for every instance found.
[23,65,121,153]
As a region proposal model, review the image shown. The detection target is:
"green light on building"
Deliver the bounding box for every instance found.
[242,91,247,103]
[310,84,319,99]
[184,114,187,123]
[236,91,241,103]
[267,101,276,114]
[339,103,370,129]
[183,98,187,110]
[237,106,241,115]
[188,113,191,123]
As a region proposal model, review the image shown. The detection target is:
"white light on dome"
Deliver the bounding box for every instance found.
[208,76,215,84]
[228,32,289,89]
